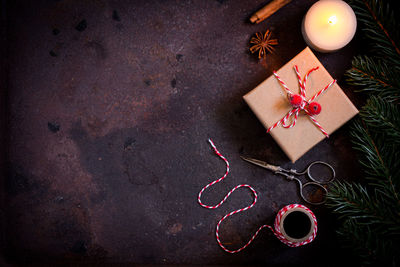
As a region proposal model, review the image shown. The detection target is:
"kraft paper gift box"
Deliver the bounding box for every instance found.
[243,47,358,162]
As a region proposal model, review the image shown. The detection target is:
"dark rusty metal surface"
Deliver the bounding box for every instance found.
[1,0,362,265]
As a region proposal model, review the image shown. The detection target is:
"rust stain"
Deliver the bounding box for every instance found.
[167,223,183,235]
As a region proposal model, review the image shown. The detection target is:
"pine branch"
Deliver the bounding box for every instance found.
[327,182,399,230]
[335,218,397,266]
[350,119,400,202]
[346,56,400,101]
[348,0,400,66]
[327,182,400,265]
[360,96,400,143]
[329,1,400,265]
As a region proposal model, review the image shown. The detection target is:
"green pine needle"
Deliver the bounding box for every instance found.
[327,182,400,265]
[350,118,400,206]
[328,1,400,265]
[346,56,400,101]
[327,182,400,229]
[349,0,400,65]
[360,96,400,143]
[335,218,396,265]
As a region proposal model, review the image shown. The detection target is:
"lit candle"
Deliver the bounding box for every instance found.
[302,0,357,53]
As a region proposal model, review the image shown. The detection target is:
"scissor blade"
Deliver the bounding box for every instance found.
[240,156,281,172]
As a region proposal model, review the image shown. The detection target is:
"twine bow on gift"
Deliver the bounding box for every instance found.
[266,65,336,138]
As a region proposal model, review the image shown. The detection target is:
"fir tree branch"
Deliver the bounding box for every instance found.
[327,181,398,228]
[335,218,397,265]
[327,182,400,265]
[330,1,400,265]
[362,0,400,56]
[351,120,400,202]
[345,56,400,101]
[348,0,400,65]
[360,96,400,144]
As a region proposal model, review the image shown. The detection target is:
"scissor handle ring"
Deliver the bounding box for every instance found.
[307,161,335,184]
[300,182,328,205]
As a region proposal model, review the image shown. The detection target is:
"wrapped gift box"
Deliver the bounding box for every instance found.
[243,47,358,162]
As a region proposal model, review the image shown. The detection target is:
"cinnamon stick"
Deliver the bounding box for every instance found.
[250,0,292,24]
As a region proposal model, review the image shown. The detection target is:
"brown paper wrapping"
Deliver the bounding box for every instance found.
[243,47,358,162]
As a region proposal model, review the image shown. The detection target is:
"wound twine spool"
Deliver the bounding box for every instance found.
[198,139,317,253]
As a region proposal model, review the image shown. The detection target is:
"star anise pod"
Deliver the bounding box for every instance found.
[249,29,278,59]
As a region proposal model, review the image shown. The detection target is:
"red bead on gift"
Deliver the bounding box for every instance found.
[289,94,303,108]
[307,102,321,115]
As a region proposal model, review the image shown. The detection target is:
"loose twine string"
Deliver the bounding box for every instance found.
[267,65,336,137]
[198,139,317,253]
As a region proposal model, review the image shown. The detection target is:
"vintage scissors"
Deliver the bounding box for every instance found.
[240,156,336,205]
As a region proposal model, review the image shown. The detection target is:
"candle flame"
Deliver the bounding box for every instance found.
[328,15,337,25]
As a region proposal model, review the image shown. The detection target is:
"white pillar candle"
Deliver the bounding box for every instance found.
[302,0,357,53]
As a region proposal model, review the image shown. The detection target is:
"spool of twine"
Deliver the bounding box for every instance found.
[273,204,317,247]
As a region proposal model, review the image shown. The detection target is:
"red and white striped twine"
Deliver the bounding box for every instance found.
[198,139,317,253]
[267,65,336,138]
[272,203,318,247]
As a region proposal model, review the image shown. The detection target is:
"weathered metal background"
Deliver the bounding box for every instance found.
[1,0,362,265]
